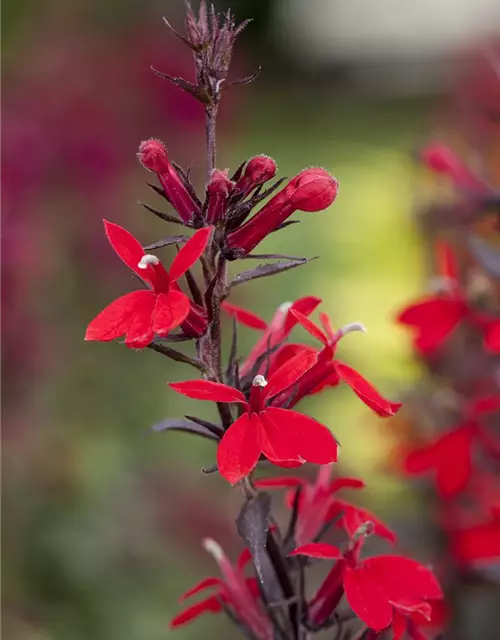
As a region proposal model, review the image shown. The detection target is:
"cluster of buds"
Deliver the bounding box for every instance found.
[392,42,500,640]
[86,2,445,639]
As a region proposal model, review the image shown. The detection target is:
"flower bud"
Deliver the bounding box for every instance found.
[205,169,234,224]
[420,142,489,193]
[138,139,201,224]
[235,155,277,195]
[226,167,338,257]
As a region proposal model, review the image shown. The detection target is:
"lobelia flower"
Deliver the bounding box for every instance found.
[225,168,338,257]
[85,221,212,348]
[403,395,500,498]
[137,138,202,224]
[396,241,500,354]
[168,350,338,484]
[255,464,395,547]
[280,309,402,417]
[290,540,443,634]
[222,295,321,377]
[171,538,272,640]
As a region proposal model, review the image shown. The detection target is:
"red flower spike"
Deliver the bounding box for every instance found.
[288,309,401,417]
[235,155,277,196]
[138,138,201,224]
[85,222,212,348]
[206,169,234,224]
[226,168,338,256]
[171,539,272,640]
[169,350,338,484]
[404,425,475,498]
[223,296,321,378]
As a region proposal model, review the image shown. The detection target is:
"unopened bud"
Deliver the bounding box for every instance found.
[137,139,170,174]
[206,169,234,224]
[287,168,339,212]
[235,155,277,195]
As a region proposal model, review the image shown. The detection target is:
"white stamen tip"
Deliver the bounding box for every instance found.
[202,537,223,560]
[353,520,374,540]
[138,254,160,269]
[252,374,268,387]
[278,301,293,313]
[340,322,366,336]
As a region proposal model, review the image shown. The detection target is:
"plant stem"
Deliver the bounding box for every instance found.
[205,103,218,182]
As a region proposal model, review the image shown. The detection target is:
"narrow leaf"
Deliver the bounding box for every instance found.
[151,418,219,441]
[230,258,315,287]
[139,200,186,226]
[143,235,189,250]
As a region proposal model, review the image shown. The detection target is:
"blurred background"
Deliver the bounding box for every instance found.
[2,1,500,639]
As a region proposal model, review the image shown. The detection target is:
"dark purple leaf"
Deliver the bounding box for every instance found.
[139,200,186,226]
[151,418,219,440]
[143,235,190,251]
[230,257,316,286]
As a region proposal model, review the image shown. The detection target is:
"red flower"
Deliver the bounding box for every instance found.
[287,309,401,417]
[85,221,212,348]
[226,168,338,256]
[137,138,201,224]
[396,242,500,354]
[420,141,491,195]
[403,395,500,498]
[255,464,395,546]
[169,350,338,484]
[291,543,443,633]
[171,538,272,640]
[222,295,321,377]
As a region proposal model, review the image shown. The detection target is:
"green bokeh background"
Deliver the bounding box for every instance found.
[3,2,431,638]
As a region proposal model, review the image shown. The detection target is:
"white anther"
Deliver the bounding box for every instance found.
[252,374,268,387]
[278,301,293,313]
[202,537,223,561]
[339,322,366,337]
[138,254,160,269]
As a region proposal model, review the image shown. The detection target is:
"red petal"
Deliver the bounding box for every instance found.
[335,362,400,417]
[344,564,394,631]
[180,577,221,601]
[103,220,145,278]
[329,477,365,493]
[169,227,213,281]
[289,309,328,345]
[264,349,318,400]
[319,312,335,342]
[170,595,222,627]
[124,293,156,348]
[237,548,252,571]
[451,520,500,564]
[471,394,500,416]
[153,290,190,335]
[169,380,247,404]
[217,413,262,484]
[222,301,267,330]
[289,543,342,559]
[435,241,458,280]
[265,407,338,464]
[362,555,443,601]
[396,297,465,353]
[254,476,305,489]
[485,320,500,353]
[434,428,473,498]
[283,296,322,334]
[85,290,154,344]
[258,410,302,464]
